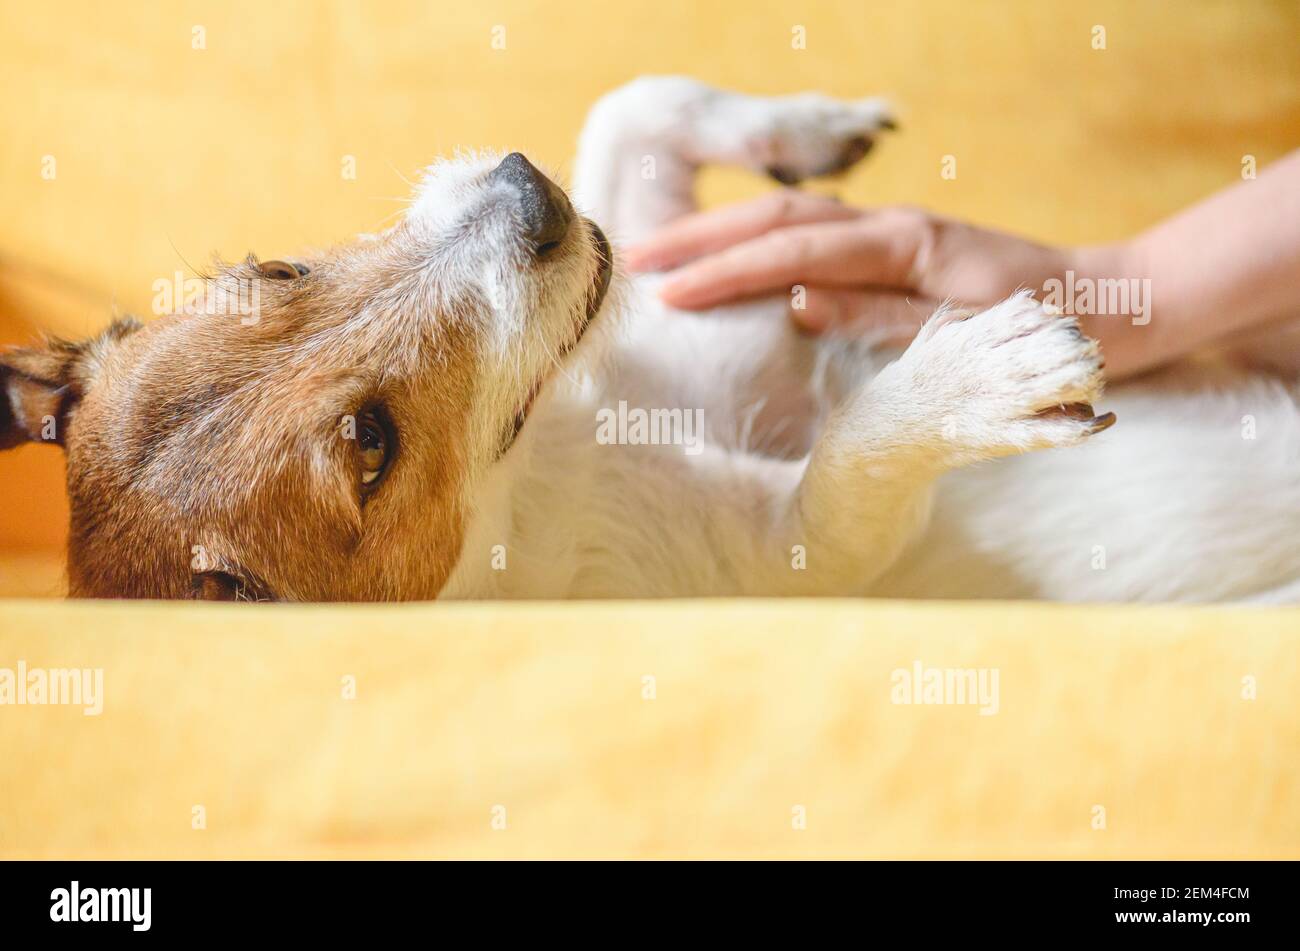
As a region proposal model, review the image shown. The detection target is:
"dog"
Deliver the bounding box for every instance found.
[3,76,1298,602]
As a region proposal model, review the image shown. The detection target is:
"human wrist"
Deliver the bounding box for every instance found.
[1067,239,1148,288]
[1058,239,1158,379]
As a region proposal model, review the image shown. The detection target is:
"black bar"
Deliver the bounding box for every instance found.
[0,860,1288,938]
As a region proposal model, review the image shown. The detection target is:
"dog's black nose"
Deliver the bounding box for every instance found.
[488,152,573,255]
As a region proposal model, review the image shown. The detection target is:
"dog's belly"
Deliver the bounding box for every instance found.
[607,281,891,458]
[607,287,816,448]
[874,363,1300,602]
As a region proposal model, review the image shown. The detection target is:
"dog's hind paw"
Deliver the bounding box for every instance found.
[749,94,897,186]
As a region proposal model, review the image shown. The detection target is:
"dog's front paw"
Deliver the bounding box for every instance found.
[749,94,896,185]
[899,291,1113,460]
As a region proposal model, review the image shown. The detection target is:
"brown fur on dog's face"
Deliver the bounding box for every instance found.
[1,152,613,600]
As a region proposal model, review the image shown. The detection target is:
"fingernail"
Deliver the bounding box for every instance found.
[789,304,830,332]
[660,282,715,311]
[624,246,655,272]
[658,276,693,307]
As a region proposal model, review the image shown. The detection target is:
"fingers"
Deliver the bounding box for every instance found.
[790,287,938,345]
[625,190,859,272]
[656,215,924,310]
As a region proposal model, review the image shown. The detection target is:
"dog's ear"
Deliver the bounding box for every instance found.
[0,317,142,450]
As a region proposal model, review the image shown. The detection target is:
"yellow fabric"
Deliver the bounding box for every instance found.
[2,598,1297,859]
[1,1,1298,858]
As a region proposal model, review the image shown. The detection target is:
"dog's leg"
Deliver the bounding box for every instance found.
[693,294,1109,595]
[573,76,893,242]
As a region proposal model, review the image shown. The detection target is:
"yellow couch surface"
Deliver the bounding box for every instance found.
[2,1,1298,858]
[2,598,1296,859]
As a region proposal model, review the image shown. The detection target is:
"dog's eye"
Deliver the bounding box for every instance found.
[357,410,393,491]
[190,570,273,602]
[191,571,243,601]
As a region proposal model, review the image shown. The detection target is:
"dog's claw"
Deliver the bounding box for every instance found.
[836,134,873,167]
[1088,411,1117,434]
[766,166,804,186]
[1039,403,1115,434]
[1044,402,1095,421]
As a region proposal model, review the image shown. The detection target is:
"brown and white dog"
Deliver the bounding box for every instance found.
[3,77,1299,602]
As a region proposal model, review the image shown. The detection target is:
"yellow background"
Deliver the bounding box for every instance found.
[0,1,1298,859]
[2,0,1299,559]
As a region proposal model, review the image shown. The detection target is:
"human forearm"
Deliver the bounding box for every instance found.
[1074,150,1300,377]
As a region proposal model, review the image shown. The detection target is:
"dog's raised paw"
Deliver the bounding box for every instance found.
[901,291,1113,460]
[753,94,896,186]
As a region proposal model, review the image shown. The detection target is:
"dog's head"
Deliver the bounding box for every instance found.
[1,152,613,600]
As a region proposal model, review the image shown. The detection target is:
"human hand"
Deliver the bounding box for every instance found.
[627,190,1142,373]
